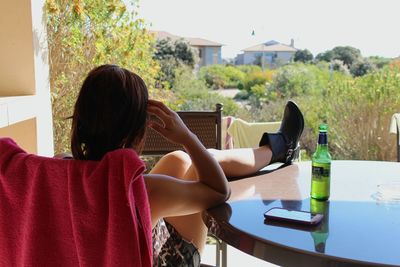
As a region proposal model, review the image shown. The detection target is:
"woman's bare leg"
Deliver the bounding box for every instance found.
[149,146,273,254]
[163,166,209,253]
[208,146,273,178]
[149,151,207,252]
[150,146,273,185]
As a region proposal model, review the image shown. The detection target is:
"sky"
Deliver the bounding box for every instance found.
[135,0,400,59]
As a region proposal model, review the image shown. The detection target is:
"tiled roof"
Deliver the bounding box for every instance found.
[150,31,183,42]
[186,37,223,47]
[242,42,297,52]
[150,31,223,47]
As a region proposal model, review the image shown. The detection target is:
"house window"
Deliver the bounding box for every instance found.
[198,49,202,59]
[213,47,218,64]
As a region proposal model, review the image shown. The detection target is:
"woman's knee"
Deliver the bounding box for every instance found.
[163,150,191,166]
[149,150,192,177]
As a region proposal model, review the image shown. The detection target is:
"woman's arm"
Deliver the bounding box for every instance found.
[144,173,227,225]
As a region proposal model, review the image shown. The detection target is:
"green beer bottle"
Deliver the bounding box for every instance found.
[311,124,331,200]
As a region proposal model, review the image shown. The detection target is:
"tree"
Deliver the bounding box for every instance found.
[331,46,362,67]
[174,41,196,67]
[46,0,161,153]
[153,39,175,60]
[153,37,197,87]
[316,46,362,68]
[294,49,314,63]
[154,38,196,67]
[316,50,334,62]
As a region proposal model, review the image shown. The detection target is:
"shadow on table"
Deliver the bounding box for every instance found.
[227,162,291,182]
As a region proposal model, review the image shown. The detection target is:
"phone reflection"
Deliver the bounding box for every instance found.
[310,199,330,253]
[263,199,331,254]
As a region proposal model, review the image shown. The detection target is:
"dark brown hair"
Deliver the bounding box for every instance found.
[71,64,148,160]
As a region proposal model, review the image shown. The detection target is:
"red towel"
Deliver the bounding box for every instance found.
[0,138,152,267]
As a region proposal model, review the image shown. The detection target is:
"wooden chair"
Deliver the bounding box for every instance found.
[142,103,223,155]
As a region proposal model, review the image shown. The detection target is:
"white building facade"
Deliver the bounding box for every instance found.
[236,40,297,68]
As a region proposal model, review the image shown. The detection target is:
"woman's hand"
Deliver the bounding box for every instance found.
[147,100,194,146]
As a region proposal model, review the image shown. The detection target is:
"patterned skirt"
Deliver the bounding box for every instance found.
[152,219,201,267]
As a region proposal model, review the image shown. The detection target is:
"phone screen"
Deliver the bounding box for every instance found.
[264,208,323,225]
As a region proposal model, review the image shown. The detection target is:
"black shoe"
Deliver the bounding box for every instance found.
[259,100,304,164]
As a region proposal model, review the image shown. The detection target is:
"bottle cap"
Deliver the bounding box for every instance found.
[319,123,328,132]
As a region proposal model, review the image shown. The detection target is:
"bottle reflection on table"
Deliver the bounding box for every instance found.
[310,198,330,253]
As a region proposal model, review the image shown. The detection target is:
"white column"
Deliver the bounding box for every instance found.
[31,0,54,156]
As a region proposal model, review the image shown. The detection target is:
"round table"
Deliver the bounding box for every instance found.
[204,160,400,267]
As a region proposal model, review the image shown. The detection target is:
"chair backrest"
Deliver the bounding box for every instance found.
[142,103,223,155]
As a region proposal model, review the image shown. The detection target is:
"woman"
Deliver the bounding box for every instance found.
[70,64,304,266]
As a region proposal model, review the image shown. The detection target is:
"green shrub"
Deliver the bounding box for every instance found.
[242,70,274,91]
[173,67,243,116]
[323,67,400,160]
[233,90,250,100]
[350,59,376,77]
[245,64,400,161]
[198,65,246,89]
[368,56,390,69]
[267,63,330,99]
[236,65,262,73]
[224,66,247,88]
[295,67,400,161]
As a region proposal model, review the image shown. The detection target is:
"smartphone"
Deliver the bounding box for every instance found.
[264,207,323,225]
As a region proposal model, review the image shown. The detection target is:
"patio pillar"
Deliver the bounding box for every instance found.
[0,0,54,156]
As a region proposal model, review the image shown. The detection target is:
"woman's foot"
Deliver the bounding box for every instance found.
[259,100,304,165]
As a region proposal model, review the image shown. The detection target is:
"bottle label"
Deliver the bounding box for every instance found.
[312,164,330,180]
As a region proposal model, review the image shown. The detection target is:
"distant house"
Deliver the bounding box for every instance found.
[235,40,297,67]
[151,31,223,67]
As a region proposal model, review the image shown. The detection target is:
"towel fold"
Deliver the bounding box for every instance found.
[227,118,281,148]
[0,137,152,267]
[390,113,400,134]
[389,113,400,145]
[221,116,234,149]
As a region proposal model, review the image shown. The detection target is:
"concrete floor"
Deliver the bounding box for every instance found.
[201,244,279,267]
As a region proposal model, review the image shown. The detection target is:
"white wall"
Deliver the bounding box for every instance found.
[243,52,258,65]
[242,51,295,66]
[31,0,54,156]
